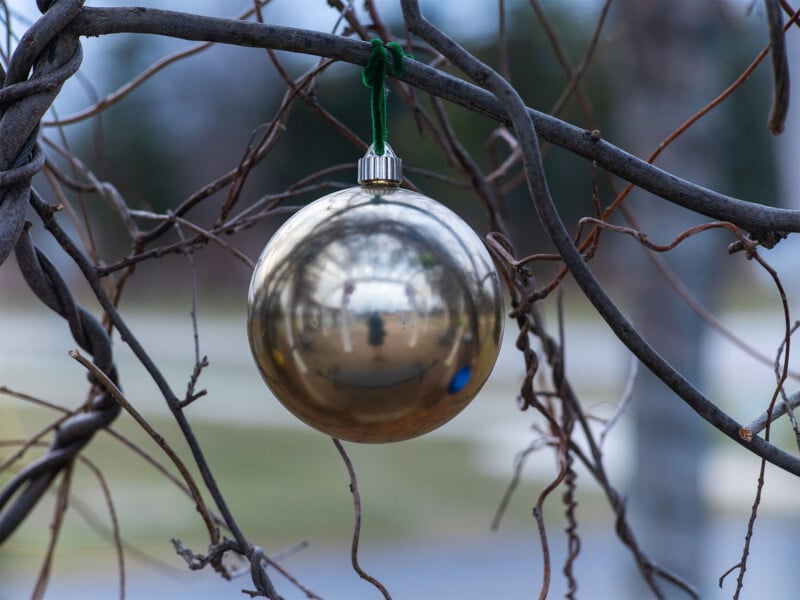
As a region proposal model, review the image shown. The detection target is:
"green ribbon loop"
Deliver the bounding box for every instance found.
[362,39,408,156]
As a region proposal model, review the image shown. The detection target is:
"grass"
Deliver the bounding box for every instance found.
[0,407,558,577]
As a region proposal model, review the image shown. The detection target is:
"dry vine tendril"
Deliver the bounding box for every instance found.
[2,2,800,599]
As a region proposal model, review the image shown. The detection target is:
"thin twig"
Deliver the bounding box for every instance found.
[0,386,69,413]
[430,95,508,232]
[68,348,219,544]
[331,438,392,600]
[78,455,126,600]
[772,321,800,448]
[731,459,767,599]
[44,2,271,127]
[765,0,790,135]
[733,225,793,598]
[498,0,511,82]
[490,437,551,531]
[100,428,227,531]
[172,218,210,407]
[600,355,639,448]
[615,202,800,381]
[528,0,596,122]
[68,494,183,579]
[0,411,75,472]
[548,0,612,119]
[173,220,200,364]
[31,462,74,600]
[129,209,255,269]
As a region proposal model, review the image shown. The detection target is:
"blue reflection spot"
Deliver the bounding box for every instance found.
[448,366,472,394]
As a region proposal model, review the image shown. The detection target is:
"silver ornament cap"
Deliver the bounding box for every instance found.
[357,143,402,185]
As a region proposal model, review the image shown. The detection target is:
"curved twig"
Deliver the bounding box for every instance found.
[332,438,392,600]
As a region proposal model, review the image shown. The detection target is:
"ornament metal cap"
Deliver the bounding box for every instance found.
[357,143,402,186]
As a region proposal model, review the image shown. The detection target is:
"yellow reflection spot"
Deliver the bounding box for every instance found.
[272,349,286,369]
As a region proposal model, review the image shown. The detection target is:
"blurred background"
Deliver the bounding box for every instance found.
[2,0,800,598]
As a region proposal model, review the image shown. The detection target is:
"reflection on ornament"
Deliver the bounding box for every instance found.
[247,145,504,443]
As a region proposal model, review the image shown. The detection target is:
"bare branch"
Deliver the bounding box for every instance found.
[64,6,800,236]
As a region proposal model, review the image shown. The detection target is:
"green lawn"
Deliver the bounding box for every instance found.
[1,409,566,575]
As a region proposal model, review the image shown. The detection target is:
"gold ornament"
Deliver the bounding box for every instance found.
[247,145,504,442]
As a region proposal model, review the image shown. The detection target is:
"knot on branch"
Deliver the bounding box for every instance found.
[728,229,788,255]
[172,537,236,577]
[0,226,120,543]
[749,229,788,250]
[0,0,84,265]
[172,538,285,599]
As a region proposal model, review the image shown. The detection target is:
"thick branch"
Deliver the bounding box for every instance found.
[65,6,800,236]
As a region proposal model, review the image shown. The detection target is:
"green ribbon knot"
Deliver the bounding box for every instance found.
[362,39,409,156]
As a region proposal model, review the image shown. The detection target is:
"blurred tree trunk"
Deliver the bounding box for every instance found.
[610,1,728,595]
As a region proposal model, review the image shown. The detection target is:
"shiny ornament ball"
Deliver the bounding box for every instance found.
[247,185,504,443]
